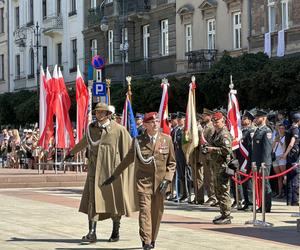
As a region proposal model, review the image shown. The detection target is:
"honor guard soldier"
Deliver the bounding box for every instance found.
[236,110,256,211]
[252,110,273,212]
[207,112,233,224]
[103,112,176,250]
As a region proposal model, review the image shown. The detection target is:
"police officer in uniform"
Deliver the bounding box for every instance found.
[252,110,273,212]
[103,112,176,250]
[236,111,256,211]
[207,112,233,224]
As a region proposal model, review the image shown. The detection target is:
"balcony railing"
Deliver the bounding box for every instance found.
[127,0,151,13]
[43,15,63,34]
[87,7,104,27]
[185,49,218,72]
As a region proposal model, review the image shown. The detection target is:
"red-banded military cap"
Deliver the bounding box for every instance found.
[212,112,224,121]
[143,112,158,123]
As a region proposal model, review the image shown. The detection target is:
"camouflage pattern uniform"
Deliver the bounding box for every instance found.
[209,126,233,220]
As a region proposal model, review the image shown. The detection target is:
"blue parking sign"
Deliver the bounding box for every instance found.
[92,82,106,96]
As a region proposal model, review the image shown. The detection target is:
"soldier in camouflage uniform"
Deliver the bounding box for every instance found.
[207,112,233,224]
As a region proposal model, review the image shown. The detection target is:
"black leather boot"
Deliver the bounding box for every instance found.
[81,220,97,243]
[108,217,120,242]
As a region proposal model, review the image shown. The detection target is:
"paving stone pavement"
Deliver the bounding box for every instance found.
[0,187,300,250]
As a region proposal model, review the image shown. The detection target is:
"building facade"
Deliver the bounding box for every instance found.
[0,0,9,93]
[249,0,300,57]
[8,0,85,92]
[83,0,176,84]
[176,0,249,74]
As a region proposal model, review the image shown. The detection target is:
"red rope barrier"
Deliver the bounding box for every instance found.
[257,165,298,180]
[231,175,252,185]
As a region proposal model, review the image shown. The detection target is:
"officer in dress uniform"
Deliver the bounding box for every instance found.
[207,112,233,224]
[136,113,145,135]
[236,111,256,211]
[252,110,273,212]
[103,112,176,250]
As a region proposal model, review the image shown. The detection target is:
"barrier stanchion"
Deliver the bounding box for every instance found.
[234,172,241,209]
[254,163,273,227]
[245,162,260,225]
[291,160,300,217]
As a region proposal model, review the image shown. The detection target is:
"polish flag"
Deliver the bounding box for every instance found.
[227,89,242,150]
[76,66,89,143]
[38,67,54,149]
[158,80,170,135]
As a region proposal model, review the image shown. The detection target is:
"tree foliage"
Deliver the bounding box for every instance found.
[1,52,300,127]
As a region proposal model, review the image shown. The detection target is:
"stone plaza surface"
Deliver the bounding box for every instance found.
[0,186,300,250]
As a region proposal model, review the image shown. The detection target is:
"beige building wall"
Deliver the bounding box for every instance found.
[176,0,249,74]
[0,0,8,93]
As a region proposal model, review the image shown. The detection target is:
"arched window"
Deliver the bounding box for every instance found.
[30,49,34,77]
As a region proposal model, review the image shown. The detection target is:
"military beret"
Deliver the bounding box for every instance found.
[202,108,213,115]
[177,112,186,119]
[255,109,268,117]
[143,112,158,123]
[212,112,224,121]
[243,110,255,121]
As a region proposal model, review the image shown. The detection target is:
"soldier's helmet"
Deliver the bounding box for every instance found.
[93,102,113,114]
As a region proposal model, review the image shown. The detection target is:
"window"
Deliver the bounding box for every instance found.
[16,55,20,78]
[121,27,128,62]
[207,19,216,49]
[43,46,48,69]
[71,39,77,69]
[281,0,289,29]
[185,24,192,53]
[0,55,4,80]
[233,12,241,49]
[143,24,150,59]
[15,7,20,30]
[108,30,114,63]
[0,8,4,33]
[42,0,47,19]
[29,49,35,77]
[91,39,97,57]
[160,19,169,56]
[57,43,62,66]
[57,0,61,15]
[28,0,34,25]
[268,0,276,32]
[69,0,77,16]
[106,0,113,4]
[91,0,97,9]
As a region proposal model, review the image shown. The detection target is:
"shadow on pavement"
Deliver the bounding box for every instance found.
[162,221,209,225]
[56,248,141,250]
[206,226,300,246]
[8,237,142,249]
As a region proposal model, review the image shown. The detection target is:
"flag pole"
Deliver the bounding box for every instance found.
[126,76,132,103]
[106,78,111,105]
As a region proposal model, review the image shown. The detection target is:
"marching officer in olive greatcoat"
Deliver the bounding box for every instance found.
[66,102,138,244]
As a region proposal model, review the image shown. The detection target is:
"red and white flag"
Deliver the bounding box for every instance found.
[158,79,170,134]
[121,95,128,128]
[76,66,89,143]
[38,67,54,149]
[227,88,242,150]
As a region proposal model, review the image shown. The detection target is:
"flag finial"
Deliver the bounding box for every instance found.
[229,75,234,90]
[162,78,169,86]
[126,76,132,86]
[191,76,196,82]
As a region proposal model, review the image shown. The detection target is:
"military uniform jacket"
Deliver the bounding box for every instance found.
[251,125,273,167]
[70,120,138,219]
[113,132,176,195]
[210,127,232,164]
[203,121,215,144]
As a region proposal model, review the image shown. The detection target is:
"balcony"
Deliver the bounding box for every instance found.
[87,7,104,27]
[14,26,27,46]
[127,0,151,20]
[185,49,218,72]
[43,15,63,37]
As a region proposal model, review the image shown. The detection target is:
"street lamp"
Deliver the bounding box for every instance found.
[15,22,42,94]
